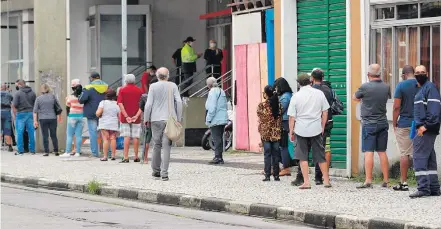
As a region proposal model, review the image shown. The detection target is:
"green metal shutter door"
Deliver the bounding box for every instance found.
[297,0,347,169]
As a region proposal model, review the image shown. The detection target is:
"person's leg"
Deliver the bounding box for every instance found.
[394,127,413,185]
[74,117,84,154]
[425,134,440,195]
[15,113,25,153]
[294,135,311,188]
[101,130,109,159]
[411,135,431,197]
[160,122,172,179]
[210,125,225,163]
[123,136,130,160]
[150,122,164,175]
[311,134,330,185]
[271,141,281,179]
[279,121,291,175]
[132,124,142,160]
[48,119,58,153]
[120,123,131,160]
[263,141,272,179]
[360,124,376,186]
[87,119,99,157]
[40,119,50,154]
[376,123,389,184]
[65,117,75,155]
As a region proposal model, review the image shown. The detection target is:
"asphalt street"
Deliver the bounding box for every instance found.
[1,184,315,229]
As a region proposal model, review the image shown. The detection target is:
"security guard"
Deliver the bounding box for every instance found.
[410,65,441,198]
[181,36,202,97]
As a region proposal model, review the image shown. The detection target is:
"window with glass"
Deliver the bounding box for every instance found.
[1,14,23,84]
[371,2,441,95]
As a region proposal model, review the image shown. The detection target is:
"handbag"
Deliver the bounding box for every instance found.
[164,83,183,142]
[53,94,63,115]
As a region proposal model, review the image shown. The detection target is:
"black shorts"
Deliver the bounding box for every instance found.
[294,134,326,164]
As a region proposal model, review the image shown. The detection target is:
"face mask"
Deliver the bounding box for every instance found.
[209,43,216,48]
[415,74,428,85]
[189,42,193,46]
[16,86,20,91]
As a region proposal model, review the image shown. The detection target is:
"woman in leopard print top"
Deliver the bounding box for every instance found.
[257,85,283,181]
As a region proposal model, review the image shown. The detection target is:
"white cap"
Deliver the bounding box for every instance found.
[71,79,81,87]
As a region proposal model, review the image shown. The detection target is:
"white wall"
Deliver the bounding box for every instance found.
[69,0,207,86]
[281,0,297,91]
[232,12,262,45]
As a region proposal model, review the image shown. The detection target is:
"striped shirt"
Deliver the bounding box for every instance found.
[66,95,83,117]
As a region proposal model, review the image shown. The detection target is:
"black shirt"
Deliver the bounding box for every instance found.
[204,49,223,66]
[312,83,333,122]
[172,48,182,67]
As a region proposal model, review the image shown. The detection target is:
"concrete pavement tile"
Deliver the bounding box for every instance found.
[157,192,182,205]
[249,203,278,218]
[179,195,202,208]
[276,207,307,223]
[68,182,86,193]
[118,189,139,200]
[368,218,408,229]
[200,197,229,212]
[138,189,160,203]
[100,186,119,198]
[335,215,369,229]
[225,201,251,215]
[404,222,441,229]
[304,211,339,228]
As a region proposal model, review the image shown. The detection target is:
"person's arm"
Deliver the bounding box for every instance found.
[117,91,132,123]
[392,84,403,129]
[144,87,154,124]
[321,92,330,134]
[352,84,364,102]
[287,96,297,141]
[141,72,148,93]
[78,88,89,104]
[33,98,39,128]
[205,89,217,124]
[55,99,63,123]
[173,84,183,123]
[204,49,209,61]
[421,86,441,134]
[12,93,19,114]
[172,49,179,66]
[132,108,142,121]
[96,101,104,118]
[256,103,264,120]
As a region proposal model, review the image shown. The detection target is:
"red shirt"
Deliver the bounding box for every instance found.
[141,72,153,93]
[117,84,143,124]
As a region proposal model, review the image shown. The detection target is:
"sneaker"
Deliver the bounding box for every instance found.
[356,183,373,189]
[409,191,430,199]
[393,182,409,191]
[15,152,24,156]
[152,172,160,179]
[74,153,81,157]
[161,176,169,181]
[60,153,71,158]
[8,145,13,152]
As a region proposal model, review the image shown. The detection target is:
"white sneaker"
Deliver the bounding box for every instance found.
[74,153,81,157]
[60,153,71,158]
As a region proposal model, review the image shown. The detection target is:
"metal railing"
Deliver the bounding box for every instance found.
[107,61,153,90]
[177,64,220,96]
[190,70,232,98]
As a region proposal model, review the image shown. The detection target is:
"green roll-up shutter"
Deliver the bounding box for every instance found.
[297,0,347,169]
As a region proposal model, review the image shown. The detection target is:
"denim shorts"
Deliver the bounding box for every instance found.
[362,122,389,152]
[1,110,12,136]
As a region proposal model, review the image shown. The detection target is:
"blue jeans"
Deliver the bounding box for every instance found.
[263,141,281,177]
[65,116,84,154]
[1,110,12,136]
[16,112,35,153]
[87,119,99,157]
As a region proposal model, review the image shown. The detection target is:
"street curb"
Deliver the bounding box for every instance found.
[2,173,440,229]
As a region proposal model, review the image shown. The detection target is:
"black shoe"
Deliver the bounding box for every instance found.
[43,153,49,156]
[208,158,222,165]
[8,145,13,152]
[291,173,304,186]
[356,183,373,189]
[152,172,160,179]
[431,191,441,196]
[409,191,430,198]
[120,159,129,163]
[54,152,59,156]
[262,177,270,182]
[274,176,280,181]
[134,158,141,163]
[162,177,169,181]
[110,157,116,161]
[393,182,409,191]
[315,178,324,185]
[219,159,225,164]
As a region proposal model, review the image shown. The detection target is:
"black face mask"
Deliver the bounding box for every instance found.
[16,86,20,91]
[415,74,428,85]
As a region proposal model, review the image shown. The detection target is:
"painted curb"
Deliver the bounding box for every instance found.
[2,173,440,229]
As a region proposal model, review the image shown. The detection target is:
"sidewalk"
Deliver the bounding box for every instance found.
[1,147,441,227]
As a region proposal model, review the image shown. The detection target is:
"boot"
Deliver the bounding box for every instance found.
[279,168,291,176]
[291,167,304,186]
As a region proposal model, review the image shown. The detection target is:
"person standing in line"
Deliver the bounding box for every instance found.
[13,79,36,155]
[172,41,184,85]
[205,77,228,165]
[96,89,120,161]
[288,73,331,189]
[409,65,440,198]
[353,64,390,188]
[204,40,223,79]
[141,65,157,94]
[273,78,294,177]
[33,84,62,156]
[392,65,419,191]
[1,84,14,152]
[257,85,283,181]
[139,78,157,164]
[144,67,183,181]
[79,72,108,158]
[62,79,84,157]
[118,74,143,163]
[181,36,202,98]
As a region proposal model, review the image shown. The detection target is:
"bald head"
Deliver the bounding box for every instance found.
[401,65,415,80]
[156,67,169,81]
[415,65,427,75]
[368,64,381,78]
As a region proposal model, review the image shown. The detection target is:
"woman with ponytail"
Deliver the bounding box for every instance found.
[257,85,283,181]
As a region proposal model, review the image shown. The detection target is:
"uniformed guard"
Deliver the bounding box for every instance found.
[410,65,441,198]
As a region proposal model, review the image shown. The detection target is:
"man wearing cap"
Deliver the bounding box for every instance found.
[181,36,202,97]
[392,65,419,191]
[79,72,108,157]
[287,73,332,189]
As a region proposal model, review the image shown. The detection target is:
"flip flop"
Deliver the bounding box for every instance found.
[299,185,311,190]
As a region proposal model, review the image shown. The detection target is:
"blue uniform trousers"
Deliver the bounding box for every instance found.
[413,133,440,194]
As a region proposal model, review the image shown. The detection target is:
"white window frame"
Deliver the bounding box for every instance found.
[2,12,24,82]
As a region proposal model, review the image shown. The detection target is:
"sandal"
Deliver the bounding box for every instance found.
[100,157,108,161]
[324,183,332,188]
[110,157,116,161]
[299,185,311,189]
[356,183,373,189]
[393,182,409,191]
[134,158,141,163]
[120,159,129,163]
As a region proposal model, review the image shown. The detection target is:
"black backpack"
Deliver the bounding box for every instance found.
[323,81,344,116]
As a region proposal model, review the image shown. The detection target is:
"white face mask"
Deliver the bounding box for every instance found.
[209,43,216,48]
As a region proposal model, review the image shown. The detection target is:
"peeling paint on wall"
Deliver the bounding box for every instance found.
[40,70,62,100]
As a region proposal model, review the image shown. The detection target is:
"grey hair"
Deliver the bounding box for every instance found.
[124,74,136,84]
[368,64,381,77]
[206,77,218,88]
[157,72,169,80]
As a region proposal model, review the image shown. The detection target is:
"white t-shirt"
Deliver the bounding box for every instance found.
[97,100,120,131]
[287,85,330,137]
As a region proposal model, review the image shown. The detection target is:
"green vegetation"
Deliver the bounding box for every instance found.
[86,179,102,195]
[351,169,417,187]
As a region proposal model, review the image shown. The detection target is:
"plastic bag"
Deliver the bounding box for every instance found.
[116,136,124,150]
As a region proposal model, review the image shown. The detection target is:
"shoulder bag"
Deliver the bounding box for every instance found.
[164,83,183,142]
[53,94,63,115]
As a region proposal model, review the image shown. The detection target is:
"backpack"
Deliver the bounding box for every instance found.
[323,81,344,116]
